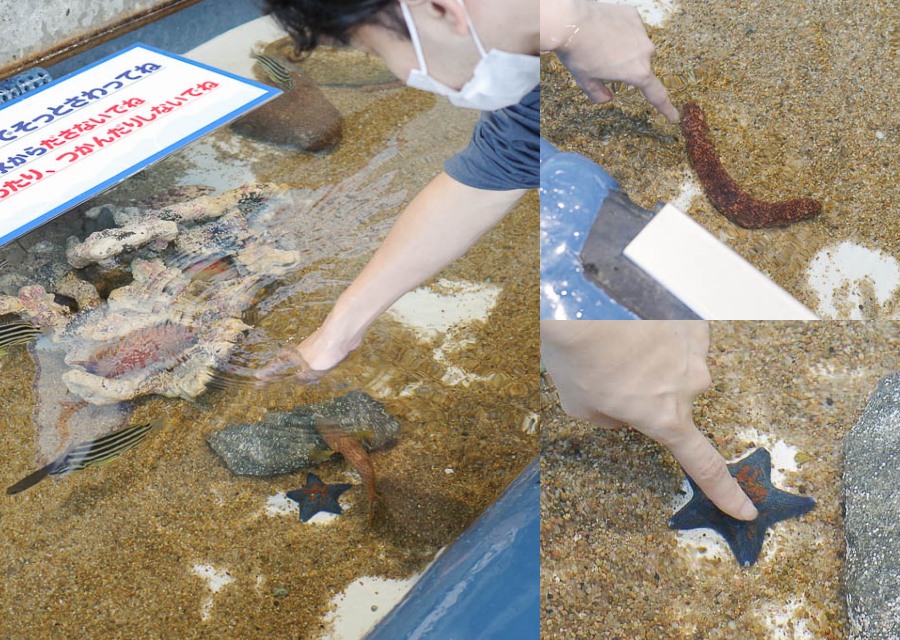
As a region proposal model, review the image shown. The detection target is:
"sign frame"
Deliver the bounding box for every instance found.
[0,42,281,247]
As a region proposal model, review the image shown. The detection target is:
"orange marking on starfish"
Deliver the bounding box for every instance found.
[735,465,769,503]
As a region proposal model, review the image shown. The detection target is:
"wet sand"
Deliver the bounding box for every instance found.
[541,322,900,639]
[0,43,539,639]
[541,0,898,318]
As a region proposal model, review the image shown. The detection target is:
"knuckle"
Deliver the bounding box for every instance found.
[692,454,728,484]
[634,66,655,85]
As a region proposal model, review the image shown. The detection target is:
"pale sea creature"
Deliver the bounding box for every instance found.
[14,145,406,476]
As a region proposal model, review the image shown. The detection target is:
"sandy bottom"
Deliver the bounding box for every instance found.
[541,322,900,639]
[0,41,539,639]
[541,0,898,319]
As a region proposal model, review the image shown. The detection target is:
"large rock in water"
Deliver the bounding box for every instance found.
[844,372,900,639]
[231,70,342,151]
[207,391,399,476]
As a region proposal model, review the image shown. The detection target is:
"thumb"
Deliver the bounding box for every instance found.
[254,345,310,382]
[668,432,758,521]
[635,74,680,122]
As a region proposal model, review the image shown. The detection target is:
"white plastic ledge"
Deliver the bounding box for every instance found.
[623,204,818,320]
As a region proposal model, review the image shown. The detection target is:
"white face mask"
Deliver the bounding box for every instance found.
[400,0,539,111]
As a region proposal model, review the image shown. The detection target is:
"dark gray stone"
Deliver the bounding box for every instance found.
[207,391,399,476]
[844,372,900,639]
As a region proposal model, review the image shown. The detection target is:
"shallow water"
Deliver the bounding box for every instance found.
[541,322,900,639]
[0,24,538,639]
[541,0,898,319]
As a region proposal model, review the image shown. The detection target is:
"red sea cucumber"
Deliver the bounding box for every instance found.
[681,102,821,229]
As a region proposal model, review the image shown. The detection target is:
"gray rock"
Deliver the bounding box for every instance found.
[207,391,399,476]
[844,372,900,640]
[66,219,179,268]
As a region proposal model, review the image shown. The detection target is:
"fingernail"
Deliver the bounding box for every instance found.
[737,500,759,521]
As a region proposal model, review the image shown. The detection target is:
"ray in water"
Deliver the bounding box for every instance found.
[207,346,300,390]
[206,367,262,391]
[181,254,241,284]
[7,421,160,494]
[204,329,305,390]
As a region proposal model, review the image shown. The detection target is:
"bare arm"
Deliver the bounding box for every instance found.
[258,172,525,378]
[540,0,585,51]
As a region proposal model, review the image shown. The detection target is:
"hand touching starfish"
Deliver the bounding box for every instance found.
[541,320,759,522]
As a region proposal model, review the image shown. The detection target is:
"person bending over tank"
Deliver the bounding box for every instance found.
[256,0,540,378]
[256,0,679,378]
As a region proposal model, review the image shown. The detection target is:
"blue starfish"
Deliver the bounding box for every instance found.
[286,472,352,522]
[669,447,815,566]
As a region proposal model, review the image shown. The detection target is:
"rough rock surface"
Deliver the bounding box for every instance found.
[844,372,900,640]
[66,219,179,268]
[207,391,399,476]
[56,259,250,405]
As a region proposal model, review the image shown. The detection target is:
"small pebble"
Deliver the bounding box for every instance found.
[444,468,454,475]
[875,130,885,140]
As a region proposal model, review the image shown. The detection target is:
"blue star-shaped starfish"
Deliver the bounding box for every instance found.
[286,473,352,522]
[669,447,815,566]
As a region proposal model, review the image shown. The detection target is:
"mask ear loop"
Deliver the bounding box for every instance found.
[455,0,488,58]
[400,2,431,74]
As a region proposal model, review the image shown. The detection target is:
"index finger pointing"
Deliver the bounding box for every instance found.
[669,432,758,521]
[636,73,680,122]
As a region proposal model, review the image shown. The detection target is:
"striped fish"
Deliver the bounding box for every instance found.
[7,421,159,494]
[251,52,295,90]
[0,320,41,350]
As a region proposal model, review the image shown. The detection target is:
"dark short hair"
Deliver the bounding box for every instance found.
[258,0,409,53]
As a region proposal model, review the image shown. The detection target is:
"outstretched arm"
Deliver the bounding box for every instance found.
[541,0,679,122]
[258,171,525,379]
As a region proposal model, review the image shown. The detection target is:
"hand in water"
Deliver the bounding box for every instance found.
[254,345,329,384]
[254,325,355,384]
[543,1,679,122]
[541,320,758,522]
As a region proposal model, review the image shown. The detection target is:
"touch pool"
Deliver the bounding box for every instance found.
[0,8,539,638]
[540,0,898,320]
[540,321,900,639]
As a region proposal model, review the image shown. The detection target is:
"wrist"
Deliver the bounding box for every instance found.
[296,326,355,372]
[541,0,589,51]
[303,295,373,365]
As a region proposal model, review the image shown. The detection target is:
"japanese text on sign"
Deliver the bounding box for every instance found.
[0,43,279,247]
[0,81,220,199]
[0,62,161,144]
